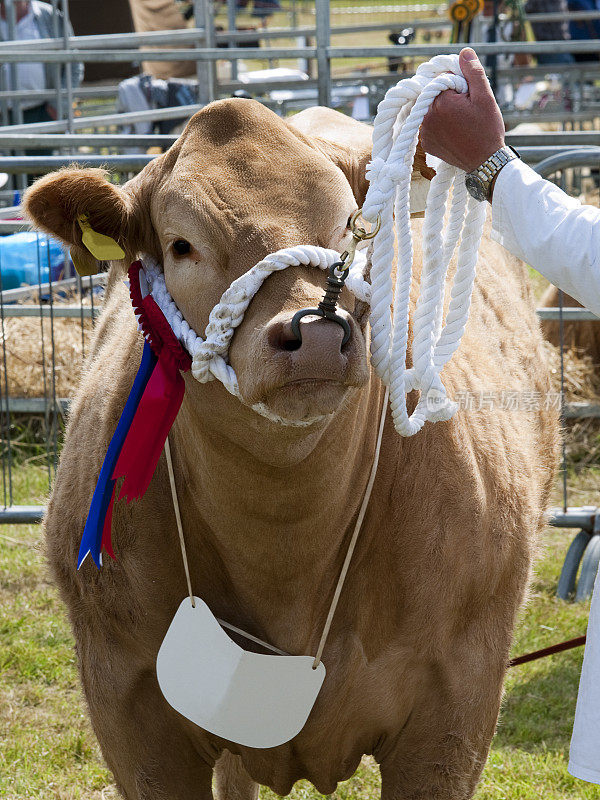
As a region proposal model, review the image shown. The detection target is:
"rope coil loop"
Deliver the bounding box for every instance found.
[363,53,485,436]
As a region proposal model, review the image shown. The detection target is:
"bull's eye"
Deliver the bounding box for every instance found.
[172,239,192,256]
[346,216,353,229]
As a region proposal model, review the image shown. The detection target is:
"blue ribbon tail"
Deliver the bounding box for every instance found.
[78,341,158,569]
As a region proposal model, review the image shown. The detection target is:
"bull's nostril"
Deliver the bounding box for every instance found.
[282,338,302,352]
[268,319,304,352]
[268,316,349,357]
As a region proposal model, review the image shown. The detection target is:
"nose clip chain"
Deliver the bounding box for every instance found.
[290,210,381,346]
[291,260,351,345]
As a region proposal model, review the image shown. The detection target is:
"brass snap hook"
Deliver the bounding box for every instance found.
[349,208,381,241]
[339,209,382,269]
[290,208,381,346]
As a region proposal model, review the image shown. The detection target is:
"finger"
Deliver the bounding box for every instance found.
[459,48,493,102]
[425,90,468,125]
[432,89,463,110]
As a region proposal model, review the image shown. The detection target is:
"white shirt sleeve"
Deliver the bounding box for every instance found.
[491,159,600,317]
[569,568,600,785]
[493,160,600,785]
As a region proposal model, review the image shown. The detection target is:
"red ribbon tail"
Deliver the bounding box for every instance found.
[101,482,117,561]
[112,351,185,502]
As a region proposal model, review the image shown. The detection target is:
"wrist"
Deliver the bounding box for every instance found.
[465,145,520,203]
[463,140,506,174]
[488,173,499,203]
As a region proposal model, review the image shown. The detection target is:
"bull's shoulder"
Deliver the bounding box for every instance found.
[472,223,536,319]
[405,215,559,525]
[68,280,142,445]
[288,106,373,151]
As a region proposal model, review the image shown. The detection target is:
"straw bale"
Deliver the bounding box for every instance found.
[544,340,600,467]
[0,294,93,400]
[545,340,600,403]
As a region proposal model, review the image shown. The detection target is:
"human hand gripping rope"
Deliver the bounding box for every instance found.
[79,54,487,568]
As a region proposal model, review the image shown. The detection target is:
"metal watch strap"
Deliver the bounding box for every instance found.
[465,146,520,202]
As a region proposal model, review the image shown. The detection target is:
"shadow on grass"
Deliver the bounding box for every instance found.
[495,653,583,752]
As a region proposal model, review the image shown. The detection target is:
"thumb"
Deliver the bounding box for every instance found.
[459,48,490,99]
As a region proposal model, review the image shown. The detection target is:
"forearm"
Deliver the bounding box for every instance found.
[491,159,600,317]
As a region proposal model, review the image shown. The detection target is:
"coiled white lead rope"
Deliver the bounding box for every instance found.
[363,53,486,436]
[140,54,485,436]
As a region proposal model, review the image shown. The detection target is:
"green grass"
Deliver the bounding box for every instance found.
[1,465,600,798]
[0,466,110,799]
[527,265,550,302]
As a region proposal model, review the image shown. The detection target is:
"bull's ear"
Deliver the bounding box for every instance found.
[23,168,136,269]
[287,107,435,211]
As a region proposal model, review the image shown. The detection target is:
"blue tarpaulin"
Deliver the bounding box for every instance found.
[0,232,66,291]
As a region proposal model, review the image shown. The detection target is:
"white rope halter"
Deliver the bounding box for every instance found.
[139,54,486,436]
[140,248,371,427]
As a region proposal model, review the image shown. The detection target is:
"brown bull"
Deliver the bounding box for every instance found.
[541,284,600,364]
[24,99,559,800]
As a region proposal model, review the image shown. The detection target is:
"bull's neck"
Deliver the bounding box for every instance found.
[169,377,385,626]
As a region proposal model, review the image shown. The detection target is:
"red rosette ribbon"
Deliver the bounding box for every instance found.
[113,262,191,502]
[99,262,192,559]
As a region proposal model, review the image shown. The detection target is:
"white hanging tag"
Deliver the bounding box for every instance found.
[157,598,326,749]
[409,176,430,217]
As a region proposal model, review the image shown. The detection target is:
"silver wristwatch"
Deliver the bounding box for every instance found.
[465,146,520,202]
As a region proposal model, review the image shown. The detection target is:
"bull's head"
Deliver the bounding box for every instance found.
[24,100,433,447]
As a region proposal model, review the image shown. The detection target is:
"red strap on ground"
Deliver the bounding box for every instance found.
[509,634,587,668]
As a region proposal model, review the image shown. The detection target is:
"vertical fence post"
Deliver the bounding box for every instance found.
[5,0,27,194]
[61,0,75,277]
[61,0,74,135]
[227,0,238,82]
[315,0,331,107]
[0,67,8,128]
[5,0,21,126]
[50,0,64,123]
[0,248,14,508]
[196,0,217,103]
[490,0,498,97]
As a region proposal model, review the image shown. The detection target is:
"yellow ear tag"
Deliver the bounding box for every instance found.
[70,246,100,277]
[77,214,125,261]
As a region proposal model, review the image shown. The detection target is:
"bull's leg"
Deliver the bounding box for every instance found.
[214,751,260,800]
[379,728,490,800]
[82,665,215,800]
[378,663,504,799]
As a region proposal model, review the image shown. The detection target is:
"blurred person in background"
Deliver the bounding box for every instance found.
[525,0,574,66]
[128,0,197,80]
[481,0,529,106]
[0,0,83,126]
[567,0,600,62]
[250,0,282,29]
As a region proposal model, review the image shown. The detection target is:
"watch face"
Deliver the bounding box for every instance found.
[465,174,488,202]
